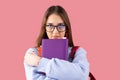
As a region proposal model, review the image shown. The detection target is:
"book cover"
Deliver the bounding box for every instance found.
[42,39,68,60]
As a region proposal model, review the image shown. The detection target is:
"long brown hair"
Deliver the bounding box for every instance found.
[35,5,74,47]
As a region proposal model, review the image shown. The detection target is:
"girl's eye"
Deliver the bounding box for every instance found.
[58,23,65,28]
[48,25,53,28]
[58,25,65,28]
[47,25,54,29]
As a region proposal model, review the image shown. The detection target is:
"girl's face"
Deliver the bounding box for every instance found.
[46,14,66,39]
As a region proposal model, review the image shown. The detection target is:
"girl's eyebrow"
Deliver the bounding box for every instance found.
[47,23,53,25]
[47,23,64,25]
[58,23,65,25]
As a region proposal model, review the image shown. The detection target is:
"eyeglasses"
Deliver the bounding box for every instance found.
[45,23,66,32]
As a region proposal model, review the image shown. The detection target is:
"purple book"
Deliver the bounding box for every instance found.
[42,39,68,60]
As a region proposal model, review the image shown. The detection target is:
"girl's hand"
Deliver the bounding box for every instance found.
[24,52,41,66]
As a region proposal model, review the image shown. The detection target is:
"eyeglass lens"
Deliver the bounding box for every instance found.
[46,23,66,32]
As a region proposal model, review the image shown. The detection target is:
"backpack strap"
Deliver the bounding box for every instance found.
[89,72,96,80]
[69,46,79,61]
[37,47,42,57]
[70,46,96,80]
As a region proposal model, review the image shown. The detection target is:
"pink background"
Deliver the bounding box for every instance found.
[0,0,120,80]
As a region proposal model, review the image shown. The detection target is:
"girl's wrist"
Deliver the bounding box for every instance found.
[36,56,41,66]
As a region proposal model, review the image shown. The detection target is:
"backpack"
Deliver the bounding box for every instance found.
[70,46,96,80]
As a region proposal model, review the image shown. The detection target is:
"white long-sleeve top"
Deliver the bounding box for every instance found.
[24,47,89,80]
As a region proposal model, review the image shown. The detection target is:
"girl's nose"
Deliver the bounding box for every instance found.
[52,27,59,33]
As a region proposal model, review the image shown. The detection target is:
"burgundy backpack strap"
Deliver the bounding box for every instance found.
[70,46,96,80]
[89,72,96,80]
[70,46,79,59]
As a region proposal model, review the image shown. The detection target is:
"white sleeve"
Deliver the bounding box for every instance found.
[24,48,46,80]
[37,47,90,80]
[24,48,58,80]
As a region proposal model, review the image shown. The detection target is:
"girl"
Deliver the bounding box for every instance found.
[24,5,89,80]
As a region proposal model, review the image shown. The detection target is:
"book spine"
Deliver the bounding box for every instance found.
[66,39,68,60]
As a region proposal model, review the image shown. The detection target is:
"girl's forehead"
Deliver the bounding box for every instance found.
[46,14,64,25]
